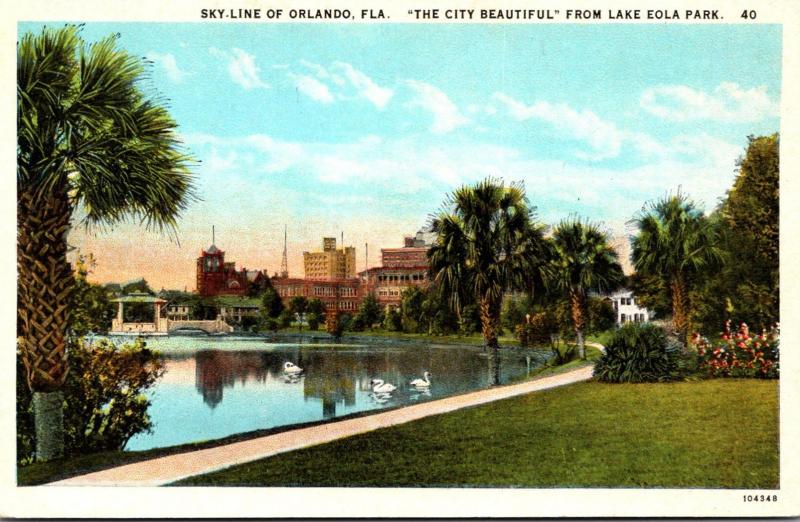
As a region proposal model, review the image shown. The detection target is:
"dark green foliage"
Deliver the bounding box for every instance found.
[18,338,165,464]
[260,288,284,320]
[459,304,481,335]
[306,298,326,316]
[383,308,402,331]
[121,279,153,295]
[357,293,383,329]
[306,312,322,331]
[400,286,425,333]
[594,323,680,383]
[70,254,115,336]
[691,134,779,332]
[516,311,556,347]
[191,297,218,320]
[347,314,365,332]
[278,309,294,329]
[588,297,616,333]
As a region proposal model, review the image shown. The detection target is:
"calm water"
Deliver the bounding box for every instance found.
[124,335,551,451]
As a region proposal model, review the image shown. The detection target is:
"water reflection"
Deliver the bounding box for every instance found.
[125,337,550,451]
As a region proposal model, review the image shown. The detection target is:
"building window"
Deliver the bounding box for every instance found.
[620,313,626,323]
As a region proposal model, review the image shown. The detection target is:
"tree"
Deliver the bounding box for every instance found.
[358,293,383,329]
[70,253,115,336]
[17,26,195,460]
[260,287,284,319]
[400,286,425,333]
[631,193,722,343]
[289,296,308,331]
[428,179,549,356]
[305,298,326,331]
[548,219,625,359]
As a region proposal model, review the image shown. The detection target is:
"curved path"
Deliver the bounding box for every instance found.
[49,345,602,487]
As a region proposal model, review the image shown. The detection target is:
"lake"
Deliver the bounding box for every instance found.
[124,335,551,451]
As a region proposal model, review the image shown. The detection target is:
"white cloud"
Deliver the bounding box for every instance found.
[210,47,269,90]
[332,61,394,109]
[147,52,189,83]
[493,92,623,160]
[405,80,470,134]
[286,60,393,108]
[640,82,779,122]
[288,73,334,104]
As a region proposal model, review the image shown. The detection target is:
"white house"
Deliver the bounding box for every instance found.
[605,289,651,326]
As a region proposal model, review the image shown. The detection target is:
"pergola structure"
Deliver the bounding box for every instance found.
[110,292,168,335]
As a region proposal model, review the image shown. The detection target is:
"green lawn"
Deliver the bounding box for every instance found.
[175,379,779,488]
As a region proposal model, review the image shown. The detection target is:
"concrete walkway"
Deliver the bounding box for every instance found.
[50,361,598,487]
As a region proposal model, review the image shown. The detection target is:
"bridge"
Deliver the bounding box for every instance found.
[167,318,233,334]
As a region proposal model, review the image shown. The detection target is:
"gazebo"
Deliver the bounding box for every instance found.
[110,292,168,335]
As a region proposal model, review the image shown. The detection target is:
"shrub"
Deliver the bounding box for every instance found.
[593,323,680,383]
[306,312,322,331]
[690,321,779,379]
[17,337,165,464]
[383,308,402,332]
[516,311,557,347]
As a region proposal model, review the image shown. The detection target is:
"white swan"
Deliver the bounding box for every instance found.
[410,371,432,388]
[370,378,396,393]
[283,361,303,374]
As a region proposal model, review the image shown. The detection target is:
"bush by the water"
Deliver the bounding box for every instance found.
[593,323,680,383]
[690,321,779,379]
[17,337,165,464]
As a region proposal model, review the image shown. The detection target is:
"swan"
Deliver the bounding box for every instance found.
[283,361,303,374]
[370,378,396,393]
[409,371,432,388]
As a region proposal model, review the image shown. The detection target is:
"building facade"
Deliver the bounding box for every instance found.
[303,237,356,280]
[196,243,268,297]
[360,231,431,308]
[272,277,363,313]
[606,289,651,326]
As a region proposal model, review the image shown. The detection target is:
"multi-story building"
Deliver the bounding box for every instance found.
[271,277,363,313]
[196,243,269,297]
[303,237,357,280]
[606,289,651,325]
[360,231,431,309]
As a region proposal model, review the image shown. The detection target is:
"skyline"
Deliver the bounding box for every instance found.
[19,22,782,290]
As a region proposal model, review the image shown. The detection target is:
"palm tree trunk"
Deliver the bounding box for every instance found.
[479,294,503,386]
[670,275,689,345]
[570,290,587,359]
[17,187,74,461]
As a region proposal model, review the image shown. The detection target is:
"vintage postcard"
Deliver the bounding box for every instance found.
[2,0,799,517]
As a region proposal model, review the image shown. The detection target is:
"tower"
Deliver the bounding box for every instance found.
[280,224,289,278]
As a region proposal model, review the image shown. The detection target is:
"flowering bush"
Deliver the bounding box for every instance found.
[690,321,779,379]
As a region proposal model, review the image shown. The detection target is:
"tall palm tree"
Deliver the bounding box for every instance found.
[548,219,625,359]
[631,194,721,343]
[17,26,195,460]
[428,179,549,355]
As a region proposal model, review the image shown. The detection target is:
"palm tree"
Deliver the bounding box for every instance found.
[17,26,195,460]
[548,219,625,359]
[428,178,549,355]
[631,194,722,343]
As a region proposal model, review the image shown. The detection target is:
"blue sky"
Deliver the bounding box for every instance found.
[19,22,782,289]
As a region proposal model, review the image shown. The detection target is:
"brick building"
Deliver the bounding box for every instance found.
[196,243,269,297]
[360,232,432,308]
[271,277,362,313]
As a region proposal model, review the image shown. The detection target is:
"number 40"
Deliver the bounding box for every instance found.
[741,10,757,19]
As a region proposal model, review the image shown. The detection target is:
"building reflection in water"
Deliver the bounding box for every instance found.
[194,350,273,408]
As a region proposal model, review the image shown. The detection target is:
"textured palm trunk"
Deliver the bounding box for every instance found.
[479,294,502,385]
[570,290,587,359]
[670,275,689,345]
[17,187,74,461]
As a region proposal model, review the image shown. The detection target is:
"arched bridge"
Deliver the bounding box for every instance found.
[167,318,233,334]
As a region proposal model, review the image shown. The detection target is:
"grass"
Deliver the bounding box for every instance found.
[175,378,779,488]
